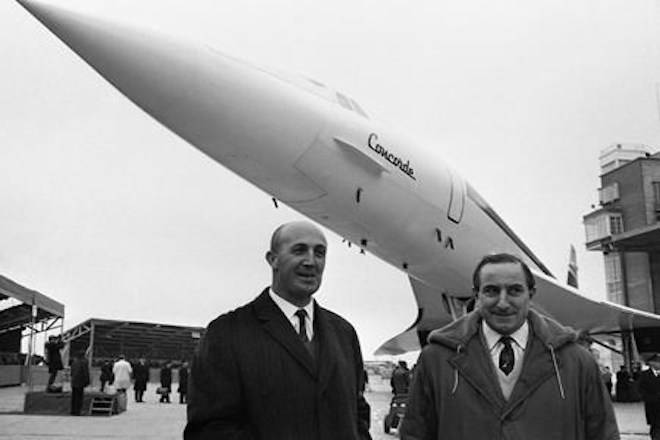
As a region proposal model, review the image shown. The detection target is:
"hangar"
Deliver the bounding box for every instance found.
[64,318,205,366]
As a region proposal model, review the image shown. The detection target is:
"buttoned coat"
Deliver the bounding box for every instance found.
[400,309,619,440]
[184,289,371,440]
[133,362,149,392]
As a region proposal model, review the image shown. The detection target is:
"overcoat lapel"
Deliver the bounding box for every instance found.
[504,336,557,416]
[253,290,317,378]
[449,336,506,415]
[314,303,338,394]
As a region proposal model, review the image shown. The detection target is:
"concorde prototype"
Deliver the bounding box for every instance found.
[17,0,660,354]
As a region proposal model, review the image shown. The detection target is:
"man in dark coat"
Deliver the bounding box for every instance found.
[69,350,90,415]
[640,354,660,439]
[390,360,411,395]
[99,360,114,392]
[45,335,64,391]
[178,361,189,404]
[160,362,172,403]
[133,358,149,402]
[616,365,632,402]
[185,221,371,440]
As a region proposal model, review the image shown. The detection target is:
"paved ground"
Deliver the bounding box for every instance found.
[0,376,652,439]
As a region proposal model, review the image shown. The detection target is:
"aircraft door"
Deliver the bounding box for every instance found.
[447,169,465,224]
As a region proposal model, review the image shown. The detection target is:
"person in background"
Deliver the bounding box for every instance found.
[69,349,90,416]
[178,361,189,404]
[160,361,172,403]
[99,360,114,392]
[400,253,618,440]
[133,358,149,403]
[616,365,631,402]
[185,221,371,440]
[600,365,613,399]
[112,354,133,394]
[390,360,411,395]
[639,353,660,440]
[45,335,64,391]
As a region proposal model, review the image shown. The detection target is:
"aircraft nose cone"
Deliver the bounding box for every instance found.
[15,0,259,158]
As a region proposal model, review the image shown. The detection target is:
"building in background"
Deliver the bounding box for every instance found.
[583,143,660,358]
[64,318,204,368]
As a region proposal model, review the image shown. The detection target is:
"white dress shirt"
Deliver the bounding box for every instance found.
[269,288,314,340]
[482,320,529,400]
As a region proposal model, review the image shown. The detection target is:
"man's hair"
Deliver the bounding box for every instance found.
[472,253,535,291]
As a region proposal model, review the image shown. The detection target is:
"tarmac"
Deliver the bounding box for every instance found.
[0,375,652,439]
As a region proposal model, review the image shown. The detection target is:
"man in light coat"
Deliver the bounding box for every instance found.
[400,253,618,440]
[112,354,133,393]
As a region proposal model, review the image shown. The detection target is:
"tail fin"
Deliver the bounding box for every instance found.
[566,245,578,288]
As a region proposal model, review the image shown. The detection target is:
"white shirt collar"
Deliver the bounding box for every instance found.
[482,319,529,352]
[269,288,315,329]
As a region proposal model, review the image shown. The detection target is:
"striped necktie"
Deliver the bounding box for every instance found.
[499,336,515,375]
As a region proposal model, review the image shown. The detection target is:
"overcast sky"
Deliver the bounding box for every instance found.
[2,0,659,360]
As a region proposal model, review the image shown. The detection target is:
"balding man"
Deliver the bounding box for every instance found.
[185,221,371,440]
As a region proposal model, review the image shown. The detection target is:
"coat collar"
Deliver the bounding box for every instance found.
[442,309,577,416]
[252,289,338,386]
[429,308,577,350]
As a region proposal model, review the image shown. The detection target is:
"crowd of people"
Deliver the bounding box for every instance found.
[95,356,190,404]
[42,338,191,414]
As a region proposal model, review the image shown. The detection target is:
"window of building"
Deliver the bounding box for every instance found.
[653,181,660,204]
[604,253,624,304]
[599,182,620,205]
[609,214,624,235]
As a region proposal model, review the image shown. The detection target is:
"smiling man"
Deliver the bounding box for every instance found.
[185,221,371,440]
[400,253,619,440]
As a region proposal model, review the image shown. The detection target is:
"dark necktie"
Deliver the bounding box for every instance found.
[295,309,310,343]
[295,309,315,359]
[499,336,515,376]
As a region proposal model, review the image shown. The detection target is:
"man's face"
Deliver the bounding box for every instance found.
[267,223,327,306]
[476,262,533,335]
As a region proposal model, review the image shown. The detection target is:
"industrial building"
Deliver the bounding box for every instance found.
[583,143,660,354]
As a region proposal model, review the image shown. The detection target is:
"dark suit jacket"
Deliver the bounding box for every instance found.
[639,369,660,425]
[184,289,371,440]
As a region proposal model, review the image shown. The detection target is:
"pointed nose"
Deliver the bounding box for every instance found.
[16,0,321,163]
[18,0,233,148]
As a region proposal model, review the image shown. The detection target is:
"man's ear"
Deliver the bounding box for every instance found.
[265,250,277,269]
[529,288,536,298]
[471,289,481,310]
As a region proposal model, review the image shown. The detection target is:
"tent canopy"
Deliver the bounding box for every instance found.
[0,274,64,336]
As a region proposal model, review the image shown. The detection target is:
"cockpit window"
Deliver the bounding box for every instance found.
[253,61,370,119]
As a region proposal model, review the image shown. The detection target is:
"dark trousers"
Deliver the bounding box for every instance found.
[179,392,187,404]
[47,371,58,388]
[135,389,145,402]
[71,387,84,415]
